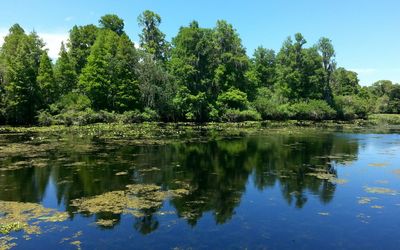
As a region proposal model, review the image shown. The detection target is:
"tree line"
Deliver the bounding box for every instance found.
[0,11,399,125]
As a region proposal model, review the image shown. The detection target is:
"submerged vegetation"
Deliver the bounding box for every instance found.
[0,11,400,126]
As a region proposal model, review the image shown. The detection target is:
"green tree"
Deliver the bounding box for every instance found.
[317,37,335,104]
[2,28,44,124]
[54,42,77,96]
[138,53,175,120]
[275,33,325,101]
[99,14,125,36]
[37,51,57,106]
[169,21,216,121]
[138,10,170,62]
[330,67,360,96]
[79,30,139,112]
[213,20,249,93]
[67,24,98,74]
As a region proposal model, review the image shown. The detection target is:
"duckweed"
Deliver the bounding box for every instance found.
[70,184,190,220]
[364,187,398,195]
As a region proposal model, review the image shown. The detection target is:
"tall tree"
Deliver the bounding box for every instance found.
[138,10,169,62]
[99,14,125,36]
[169,21,216,121]
[67,24,98,74]
[317,37,336,104]
[54,42,77,96]
[79,30,139,111]
[275,33,325,100]
[37,51,56,106]
[330,67,360,96]
[2,28,44,124]
[212,20,249,93]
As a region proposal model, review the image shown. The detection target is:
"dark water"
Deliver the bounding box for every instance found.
[0,127,400,249]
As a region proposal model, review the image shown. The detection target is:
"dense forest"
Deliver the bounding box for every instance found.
[0,11,399,125]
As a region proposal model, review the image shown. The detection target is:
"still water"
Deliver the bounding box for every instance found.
[0,126,399,249]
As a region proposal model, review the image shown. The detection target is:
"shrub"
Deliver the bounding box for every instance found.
[217,88,249,110]
[289,100,336,120]
[221,109,261,122]
[253,87,292,120]
[334,95,369,120]
[120,108,159,124]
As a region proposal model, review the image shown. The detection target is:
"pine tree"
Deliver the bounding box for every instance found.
[37,51,56,106]
[54,42,77,96]
[4,35,43,124]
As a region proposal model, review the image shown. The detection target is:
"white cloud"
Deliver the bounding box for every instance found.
[0,28,68,60]
[40,33,69,59]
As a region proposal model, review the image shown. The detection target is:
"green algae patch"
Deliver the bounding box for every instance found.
[70,240,82,250]
[0,236,17,250]
[364,187,398,195]
[70,184,190,219]
[0,201,68,235]
[371,205,384,209]
[306,171,347,185]
[357,197,377,205]
[368,162,389,167]
[95,219,117,227]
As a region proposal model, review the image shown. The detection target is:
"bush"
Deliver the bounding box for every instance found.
[253,87,292,120]
[119,108,159,124]
[49,93,91,114]
[334,95,369,120]
[221,109,261,122]
[289,100,336,120]
[217,88,249,110]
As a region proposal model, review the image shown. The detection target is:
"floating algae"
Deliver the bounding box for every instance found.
[0,236,16,250]
[306,171,347,184]
[371,205,384,209]
[0,201,69,235]
[364,187,398,195]
[368,162,390,167]
[357,197,377,205]
[70,240,81,250]
[96,219,118,227]
[318,212,330,216]
[71,184,190,219]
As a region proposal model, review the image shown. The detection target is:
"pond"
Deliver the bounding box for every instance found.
[0,124,399,249]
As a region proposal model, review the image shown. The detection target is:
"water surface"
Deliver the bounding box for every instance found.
[0,126,399,249]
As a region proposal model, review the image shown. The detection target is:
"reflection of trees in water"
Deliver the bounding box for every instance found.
[0,131,359,233]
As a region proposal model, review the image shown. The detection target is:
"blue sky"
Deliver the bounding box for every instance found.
[0,0,399,85]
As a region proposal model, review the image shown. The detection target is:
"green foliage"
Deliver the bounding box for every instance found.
[49,92,91,114]
[2,27,45,124]
[221,109,261,122]
[275,33,325,101]
[37,51,57,106]
[138,53,175,120]
[79,30,139,112]
[67,24,98,74]
[246,47,276,99]
[253,87,292,120]
[99,14,125,36]
[334,95,369,120]
[331,68,360,96]
[54,43,77,95]
[289,100,336,120]
[0,15,396,125]
[217,88,249,110]
[138,10,169,62]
